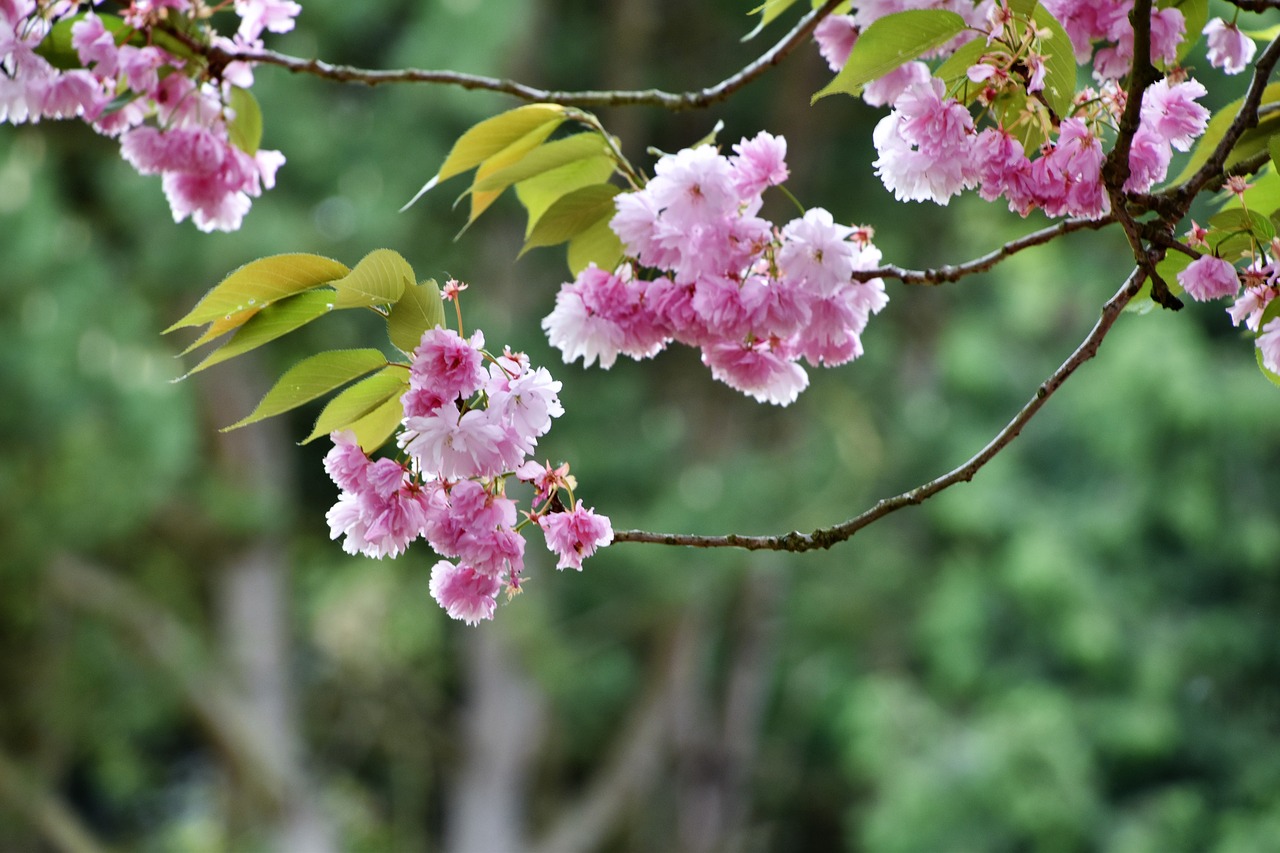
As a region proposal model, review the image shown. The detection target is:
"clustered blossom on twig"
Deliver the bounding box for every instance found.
[324,312,611,626]
[1,0,299,230]
[543,133,888,406]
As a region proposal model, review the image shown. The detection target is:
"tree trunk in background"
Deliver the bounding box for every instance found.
[445,623,548,853]
[203,359,335,853]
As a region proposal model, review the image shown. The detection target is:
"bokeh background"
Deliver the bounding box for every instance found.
[2,1,1279,850]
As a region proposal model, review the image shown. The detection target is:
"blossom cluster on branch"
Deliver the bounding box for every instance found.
[1,0,297,230]
[326,297,611,626]
[544,133,888,406]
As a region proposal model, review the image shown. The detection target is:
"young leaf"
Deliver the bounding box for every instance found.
[567,215,625,276]
[436,104,568,186]
[180,308,260,355]
[465,121,562,227]
[522,184,621,254]
[812,10,967,101]
[185,290,336,376]
[1172,0,1209,63]
[223,348,389,431]
[515,155,617,237]
[744,0,803,41]
[1209,208,1275,243]
[331,248,413,309]
[167,253,349,332]
[303,366,409,444]
[344,393,407,454]
[471,133,612,195]
[387,280,446,354]
[227,86,263,155]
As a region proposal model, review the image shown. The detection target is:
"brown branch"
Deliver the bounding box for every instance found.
[854,215,1114,285]
[613,266,1148,551]
[202,0,844,111]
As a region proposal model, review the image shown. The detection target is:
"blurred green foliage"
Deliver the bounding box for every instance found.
[1,1,1279,850]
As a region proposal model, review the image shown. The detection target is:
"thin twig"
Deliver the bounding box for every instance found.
[854,215,1114,285]
[613,267,1148,551]
[203,0,844,111]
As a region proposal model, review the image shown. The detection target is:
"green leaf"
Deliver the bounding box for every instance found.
[744,0,804,40]
[465,121,562,227]
[344,393,407,454]
[567,215,625,276]
[1209,208,1275,243]
[331,248,413,309]
[436,104,568,186]
[387,280,445,354]
[515,154,617,237]
[523,184,622,254]
[1032,5,1076,118]
[185,290,336,376]
[227,86,263,155]
[167,253,349,332]
[1173,83,1280,185]
[223,348,389,431]
[934,39,990,98]
[812,10,967,101]
[303,366,409,444]
[471,133,612,194]
[1169,0,1209,63]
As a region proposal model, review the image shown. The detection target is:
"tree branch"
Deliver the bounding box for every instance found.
[612,266,1148,551]
[203,0,844,111]
[854,215,1114,285]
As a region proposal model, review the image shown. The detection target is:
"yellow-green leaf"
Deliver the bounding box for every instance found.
[465,121,562,227]
[185,290,335,376]
[437,104,567,185]
[472,132,612,194]
[523,184,621,254]
[223,348,389,431]
[331,248,412,309]
[303,366,409,444]
[167,253,349,332]
[567,214,625,275]
[227,86,263,155]
[387,280,445,354]
[515,155,617,237]
[344,393,407,454]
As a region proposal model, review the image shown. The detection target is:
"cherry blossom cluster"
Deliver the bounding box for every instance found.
[324,311,612,626]
[542,132,888,406]
[1175,221,1280,377]
[1,0,298,231]
[816,2,1222,217]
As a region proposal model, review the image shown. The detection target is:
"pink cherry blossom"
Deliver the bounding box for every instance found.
[777,207,857,296]
[872,76,976,204]
[429,560,502,625]
[814,14,858,72]
[701,339,810,406]
[1177,255,1239,302]
[730,131,789,198]
[1204,18,1256,75]
[1228,285,1275,330]
[1257,317,1280,375]
[540,501,614,571]
[1140,78,1210,152]
[409,327,487,402]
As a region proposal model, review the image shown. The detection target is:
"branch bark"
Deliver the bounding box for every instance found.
[200,1,844,111]
[613,266,1148,551]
